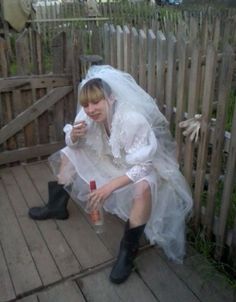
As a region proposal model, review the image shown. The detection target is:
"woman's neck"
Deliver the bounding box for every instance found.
[103,120,110,137]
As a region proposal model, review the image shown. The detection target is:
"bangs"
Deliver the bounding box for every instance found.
[79,78,112,107]
[79,86,105,107]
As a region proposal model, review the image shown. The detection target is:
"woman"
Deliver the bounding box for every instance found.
[29,65,193,284]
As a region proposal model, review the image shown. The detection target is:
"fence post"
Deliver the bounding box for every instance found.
[52,32,68,142]
[175,35,188,162]
[123,25,131,73]
[103,23,110,64]
[156,30,166,112]
[15,30,31,75]
[183,41,201,186]
[15,30,36,148]
[110,24,117,68]
[138,29,147,90]
[165,33,177,129]
[147,29,156,98]
[116,25,124,70]
[194,43,217,230]
[131,27,139,82]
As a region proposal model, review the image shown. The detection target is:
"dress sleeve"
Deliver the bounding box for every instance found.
[63,109,87,147]
[121,112,158,182]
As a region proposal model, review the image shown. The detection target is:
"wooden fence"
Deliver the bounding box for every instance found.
[0,24,236,267]
[29,1,236,49]
[101,23,236,265]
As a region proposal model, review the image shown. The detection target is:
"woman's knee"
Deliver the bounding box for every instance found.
[135,180,151,199]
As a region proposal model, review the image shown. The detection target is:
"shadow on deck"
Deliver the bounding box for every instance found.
[0,161,235,302]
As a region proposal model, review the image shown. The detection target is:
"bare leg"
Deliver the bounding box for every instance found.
[109,180,151,284]
[57,154,76,185]
[129,180,152,228]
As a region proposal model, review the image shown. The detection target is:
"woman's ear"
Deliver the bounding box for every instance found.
[108,94,116,103]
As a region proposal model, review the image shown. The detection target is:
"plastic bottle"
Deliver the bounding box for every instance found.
[88,180,104,234]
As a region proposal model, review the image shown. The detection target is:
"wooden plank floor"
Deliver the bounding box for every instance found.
[0,161,235,302]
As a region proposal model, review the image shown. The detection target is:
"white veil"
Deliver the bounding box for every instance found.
[79,65,166,127]
[78,65,179,173]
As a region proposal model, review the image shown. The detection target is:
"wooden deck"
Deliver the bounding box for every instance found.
[0,161,235,302]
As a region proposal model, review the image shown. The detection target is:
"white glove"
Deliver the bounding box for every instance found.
[179,114,202,143]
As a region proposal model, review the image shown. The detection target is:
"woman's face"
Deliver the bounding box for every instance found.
[83,98,108,123]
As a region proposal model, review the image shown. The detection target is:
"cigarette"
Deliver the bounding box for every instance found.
[73,122,83,128]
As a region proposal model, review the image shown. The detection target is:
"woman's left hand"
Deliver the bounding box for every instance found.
[87,184,112,211]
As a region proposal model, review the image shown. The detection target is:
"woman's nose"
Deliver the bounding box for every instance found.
[87,103,95,113]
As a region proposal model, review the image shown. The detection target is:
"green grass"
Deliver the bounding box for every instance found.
[187,227,236,289]
[225,89,236,132]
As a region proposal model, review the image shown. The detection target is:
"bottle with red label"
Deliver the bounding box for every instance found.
[88,180,104,234]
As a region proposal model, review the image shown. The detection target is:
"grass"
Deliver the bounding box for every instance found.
[187,227,236,289]
[226,89,236,132]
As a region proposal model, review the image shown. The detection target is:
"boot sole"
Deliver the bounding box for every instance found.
[109,266,135,284]
[28,212,69,220]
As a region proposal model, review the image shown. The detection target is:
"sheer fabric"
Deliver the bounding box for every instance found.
[49,65,193,263]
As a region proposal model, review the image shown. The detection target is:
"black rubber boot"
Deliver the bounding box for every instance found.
[28,181,70,220]
[109,221,146,284]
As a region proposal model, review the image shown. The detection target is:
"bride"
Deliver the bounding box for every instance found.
[28,65,193,284]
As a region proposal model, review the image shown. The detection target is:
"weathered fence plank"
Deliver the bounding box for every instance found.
[183,41,201,186]
[194,43,217,229]
[156,30,166,112]
[52,32,68,142]
[147,29,156,98]
[0,142,64,165]
[139,29,147,90]
[175,36,188,162]
[131,27,139,82]
[116,25,124,70]
[165,33,177,128]
[123,25,131,73]
[205,44,234,238]
[110,24,117,67]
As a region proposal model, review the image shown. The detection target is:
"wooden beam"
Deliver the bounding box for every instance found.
[27,17,109,23]
[0,86,72,145]
[0,75,72,92]
[0,142,65,165]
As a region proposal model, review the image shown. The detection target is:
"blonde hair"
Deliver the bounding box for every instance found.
[79,78,112,107]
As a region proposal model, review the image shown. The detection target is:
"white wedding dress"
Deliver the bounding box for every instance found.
[49,65,193,263]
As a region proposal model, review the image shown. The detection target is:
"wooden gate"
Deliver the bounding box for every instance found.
[0,30,78,166]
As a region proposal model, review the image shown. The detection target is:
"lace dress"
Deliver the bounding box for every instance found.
[49,103,193,263]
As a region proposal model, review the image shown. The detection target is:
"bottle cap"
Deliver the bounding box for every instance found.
[90,180,97,191]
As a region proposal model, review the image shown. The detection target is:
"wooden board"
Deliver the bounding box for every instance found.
[159,250,235,302]
[38,281,86,302]
[0,243,16,301]
[137,248,200,302]
[11,164,81,278]
[0,178,42,296]
[1,167,62,286]
[77,266,157,302]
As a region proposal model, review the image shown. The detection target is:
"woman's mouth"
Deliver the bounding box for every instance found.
[89,113,100,120]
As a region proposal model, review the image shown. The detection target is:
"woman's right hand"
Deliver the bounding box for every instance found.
[70,121,87,143]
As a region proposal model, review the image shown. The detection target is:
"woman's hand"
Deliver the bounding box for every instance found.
[70,121,87,143]
[87,175,132,211]
[87,184,113,211]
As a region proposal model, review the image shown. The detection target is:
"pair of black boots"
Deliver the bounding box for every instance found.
[28,181,145,284]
